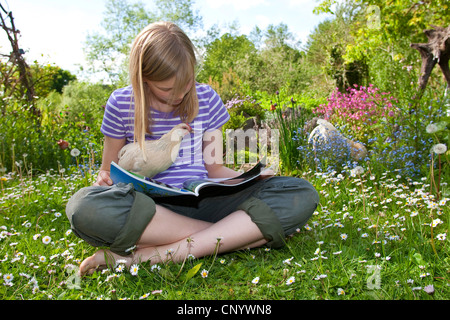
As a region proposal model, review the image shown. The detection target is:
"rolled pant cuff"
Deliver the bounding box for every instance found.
[110,192,156,256]
[237,196,285,249]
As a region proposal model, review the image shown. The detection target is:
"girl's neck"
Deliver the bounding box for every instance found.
[146,89,177,113]
[151,101,176,113]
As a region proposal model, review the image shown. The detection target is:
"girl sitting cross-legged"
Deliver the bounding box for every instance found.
[65,21,320,276]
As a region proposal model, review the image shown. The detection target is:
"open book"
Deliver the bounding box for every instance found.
[109,160,267,200]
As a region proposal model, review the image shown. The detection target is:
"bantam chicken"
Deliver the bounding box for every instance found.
[308,119,368,161]
[118,123,192,177]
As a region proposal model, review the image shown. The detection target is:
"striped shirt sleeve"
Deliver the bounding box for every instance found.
[205,86,230,131]
[100,91,127,139]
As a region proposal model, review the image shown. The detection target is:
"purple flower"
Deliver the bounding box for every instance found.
[423,284,435,295]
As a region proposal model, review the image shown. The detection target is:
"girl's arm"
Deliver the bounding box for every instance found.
[203,128,275,180]
[94,136,126,186]
[203,128,241,179]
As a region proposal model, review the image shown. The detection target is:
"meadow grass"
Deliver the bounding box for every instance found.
[1,164,448,300]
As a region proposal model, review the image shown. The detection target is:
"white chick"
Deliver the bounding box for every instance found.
[118,123,192,177]
[308,119,368,161]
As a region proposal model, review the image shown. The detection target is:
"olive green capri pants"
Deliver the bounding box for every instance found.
[65,177,319,256]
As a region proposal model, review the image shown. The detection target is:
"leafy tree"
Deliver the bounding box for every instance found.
[255,23,306,94]
[314,0,450,96]
[197,33,256,87]
[31,64,77,97]
[199,22,309,97]
[305,2,369,93]
[315,0,450,60]
[83,0,202,84]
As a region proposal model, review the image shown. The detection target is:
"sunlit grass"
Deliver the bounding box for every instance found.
[1,164,448,300]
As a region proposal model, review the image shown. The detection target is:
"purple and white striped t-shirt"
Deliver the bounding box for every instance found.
[100,83,230,188]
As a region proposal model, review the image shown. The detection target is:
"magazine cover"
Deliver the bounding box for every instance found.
[109,160,266,198]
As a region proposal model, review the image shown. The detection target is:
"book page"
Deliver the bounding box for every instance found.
[182,161,265,193]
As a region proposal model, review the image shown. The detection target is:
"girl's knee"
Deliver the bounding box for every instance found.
[66,183,156,256]
[256,177,320,236]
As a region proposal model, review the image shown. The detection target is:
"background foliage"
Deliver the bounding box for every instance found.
[0,0,449,301]
[1,0,449,180]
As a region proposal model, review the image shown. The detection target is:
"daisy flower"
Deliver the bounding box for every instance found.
[340,233,348,240]
[201,269,208,278]
[115,264,125,273]
[151,265,161,272]
[432,218,443,227]
[105,274,119,282]
[130,264,139,276]
[286,276,295,285]
[116,259,128,265]
[423,284,435,295]
[283,257,294,265]
[436,233,446,241]
[337,288,345,295]
[314,274,328,280]
[252,277,260,284]
[39,256,47,263]
[139,293,149,300]
[3,273,14,283]
[42,236,51,245]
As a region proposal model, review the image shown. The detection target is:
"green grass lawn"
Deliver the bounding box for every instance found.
[0,167,448,300]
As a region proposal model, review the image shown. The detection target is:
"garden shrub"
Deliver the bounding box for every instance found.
[313,84,399,145]
[222,94,266,131]
[0,99,104,174]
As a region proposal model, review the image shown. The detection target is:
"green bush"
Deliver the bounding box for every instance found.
[222,94,266,131]
[0,99,104,174]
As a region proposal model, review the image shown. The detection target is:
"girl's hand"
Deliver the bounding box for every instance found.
[94,170,113,186]
[259,168,275,180]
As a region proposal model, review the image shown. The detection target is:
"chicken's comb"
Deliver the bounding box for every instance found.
[185,123,202,134]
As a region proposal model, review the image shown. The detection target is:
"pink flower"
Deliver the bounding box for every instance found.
[57,139,69,150]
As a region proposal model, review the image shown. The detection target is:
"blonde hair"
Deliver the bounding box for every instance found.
[129,21,198,151]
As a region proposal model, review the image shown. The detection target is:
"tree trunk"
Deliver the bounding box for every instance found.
[410,25,450,98]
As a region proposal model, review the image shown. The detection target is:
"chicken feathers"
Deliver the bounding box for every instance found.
[308,119,367,161]
[118,123,192,177]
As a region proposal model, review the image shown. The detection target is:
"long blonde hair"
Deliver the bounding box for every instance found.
[129,21,198,152]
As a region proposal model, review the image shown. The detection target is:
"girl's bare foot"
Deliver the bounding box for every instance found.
[79,249,131,277]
